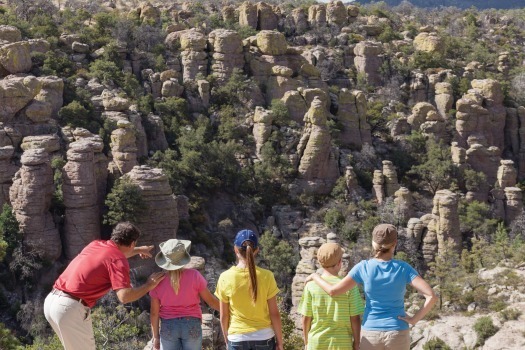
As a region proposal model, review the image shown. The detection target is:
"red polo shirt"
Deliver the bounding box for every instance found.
[54,240,131,308]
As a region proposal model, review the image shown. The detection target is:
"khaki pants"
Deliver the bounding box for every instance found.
[360,329,410,350]
[44,292,96,350]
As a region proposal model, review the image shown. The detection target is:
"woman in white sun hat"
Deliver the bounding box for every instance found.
[149,239,219,350]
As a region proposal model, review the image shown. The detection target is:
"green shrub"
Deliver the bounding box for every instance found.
[259,232,299,292]
[324,208,345,231]
[0,204,20,262]
[0,322,22,349]
[473,316,499,346]
[270,99,290,126]
[423,337,451,350]
[104,178,145,226]
[58,101,91,128]
[499,307,522,321]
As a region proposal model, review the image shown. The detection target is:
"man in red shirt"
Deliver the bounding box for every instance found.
[44,222,166,350]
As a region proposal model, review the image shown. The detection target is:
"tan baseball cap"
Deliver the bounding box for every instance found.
[317,243,343,268]
[372,224,398,246]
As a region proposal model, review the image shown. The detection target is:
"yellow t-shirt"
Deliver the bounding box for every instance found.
[215,266,280,335]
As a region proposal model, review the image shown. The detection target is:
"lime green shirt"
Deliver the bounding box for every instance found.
[215,266,280,335]
[298,275,365,350]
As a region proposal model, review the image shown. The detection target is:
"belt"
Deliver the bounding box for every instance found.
[50,288,88,307]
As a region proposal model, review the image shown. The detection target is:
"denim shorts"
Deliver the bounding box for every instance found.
[160,317,202,350]
[227,336,276,350]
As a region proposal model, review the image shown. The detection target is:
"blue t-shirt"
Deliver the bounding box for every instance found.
[348,259,419,331]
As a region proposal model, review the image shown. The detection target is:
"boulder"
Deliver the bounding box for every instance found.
[239,1,258,29]
[110,120,138,177]
[257,2,278,30]
[20,135,60,153]
[327,1,347,27]
[208,29,244,81]
[413,32,444,54]
[256,30,287,56]
[354,41,383,86]
[0,25,21,43]
[0,41,31,75]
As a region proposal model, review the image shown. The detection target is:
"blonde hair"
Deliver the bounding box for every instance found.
[237,242,258,304]
[169,269,183,294]
[372,241,396,258]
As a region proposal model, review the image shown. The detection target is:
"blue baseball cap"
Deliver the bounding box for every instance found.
[234,229,258,249]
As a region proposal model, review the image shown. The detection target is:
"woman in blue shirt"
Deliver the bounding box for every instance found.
[307,224,437,350]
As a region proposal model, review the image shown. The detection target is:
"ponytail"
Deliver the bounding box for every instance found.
[239,242,258,304]
[169,269,183,294]
[372,241,394,258]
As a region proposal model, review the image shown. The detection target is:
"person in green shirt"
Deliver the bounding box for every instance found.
[299,243,364,350]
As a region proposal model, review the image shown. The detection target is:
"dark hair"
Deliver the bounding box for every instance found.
[237,241,258,303]
[111,222,140,246]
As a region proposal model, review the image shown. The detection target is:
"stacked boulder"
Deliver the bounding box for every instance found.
[407,102,447,141]
[9,148,61,261]
[62,141,100,259]
[326,1,347,27]
[125,166,179,275]
[434,82,454,119]
[372,170,385,204]
[238,2,258,29]
[295,97,339,195]
[253,107,273,159]
[109,120,138,177]
[208,29,244,82]
[455,79,506,152]
[394,187,414,225]
[308,4,327,27]
[180,31,207,82]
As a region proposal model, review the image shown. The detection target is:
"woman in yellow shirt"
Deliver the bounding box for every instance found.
[215,229,284,350]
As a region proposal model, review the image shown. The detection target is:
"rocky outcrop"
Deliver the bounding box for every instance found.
[295,97,338,195]
[407,214,437,270]
[344,166,361,200]
[455,79,506,152]
[109,120,138,177]
[383,161,400,197]
[326,1,347,27]
[9,148,61,261]
[0,76,40,123]
[257,2,278,30]
[408,102,447,141]
[125,166,179,275]
[180,31,207,82]
[208,29,244,82]
[465,142,501,187]
[63,141,100,259]
[308,4,327,27]
[282,90,308,124]
[20,135,60,153]
[354,41,382,86]
[256,30,287,56]
[335,89,371,149]
[266,65,303,104]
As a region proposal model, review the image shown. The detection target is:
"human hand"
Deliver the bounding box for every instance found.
[275,342,284,350]
[147,272,166,288]
[136,245,154,259]
[152,337,160,349]
[304,273,317,284]
[398,314,417,326]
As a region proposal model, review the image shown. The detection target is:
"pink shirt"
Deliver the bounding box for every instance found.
[149,269,207,319]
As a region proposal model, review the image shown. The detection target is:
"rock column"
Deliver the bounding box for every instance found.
[432,190,461,255]
[209,29,244,82]
[372,170,384,204]
[354,41,383,86]
[125,166,179,275]
[0,146,16,207]
[382,161,400,197]
[10,148,61,260]
[63,141,100,259]
[504,187,523,225]
[180,31,207,82]
[110,120,138,177]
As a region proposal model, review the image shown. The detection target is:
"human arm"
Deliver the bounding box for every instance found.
[115,271,165,304]
[219,301,230,345]
[350,315,361,350]
[268,296,284,350]
[398,276,438,325]
[306,274,357,297]
[150,297,161,350]
[130,245,154,259]
[302,316,312,349]
[199,288,220,311]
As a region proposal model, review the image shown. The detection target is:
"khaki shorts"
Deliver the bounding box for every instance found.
[360,329,410,350]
